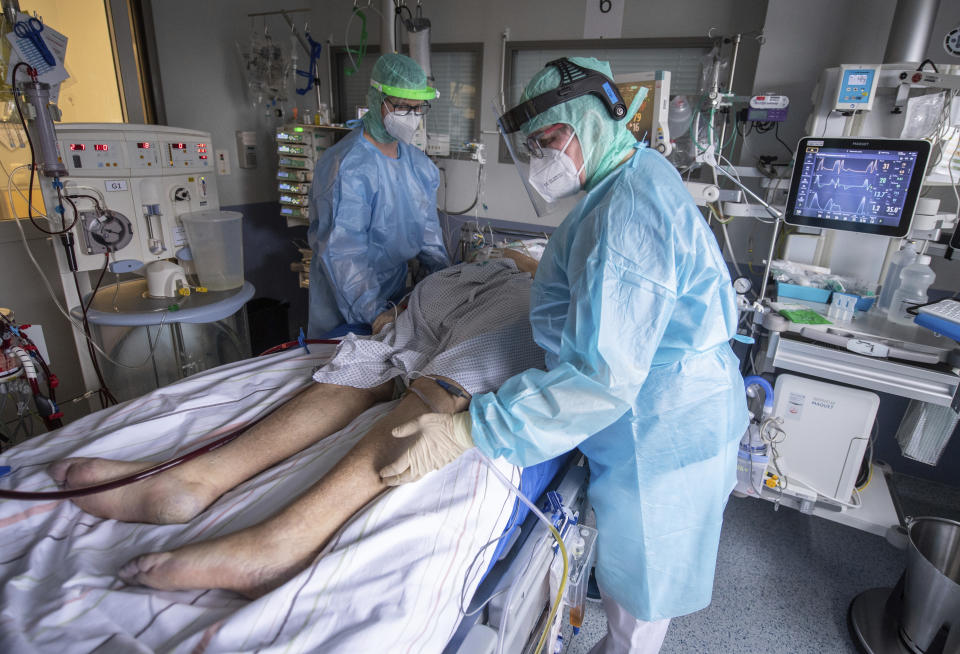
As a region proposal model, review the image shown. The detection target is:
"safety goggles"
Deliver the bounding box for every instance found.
[385,97,431,116]
[523,124,574,159]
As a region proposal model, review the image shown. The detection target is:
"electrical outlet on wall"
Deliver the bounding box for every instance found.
[216,149,231,175]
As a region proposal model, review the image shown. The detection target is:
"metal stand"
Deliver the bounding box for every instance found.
[849,585,913,654]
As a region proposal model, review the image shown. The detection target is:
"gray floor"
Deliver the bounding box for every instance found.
[558,474,960,654]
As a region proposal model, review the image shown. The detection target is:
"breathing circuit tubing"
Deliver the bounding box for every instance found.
[0,339,340,500]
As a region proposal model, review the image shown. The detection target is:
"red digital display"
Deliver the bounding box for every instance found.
[69,144,85,151]
[199,155,208,160]
[94,144,109,151]
[172,143,186,150]
[137,142,151,149]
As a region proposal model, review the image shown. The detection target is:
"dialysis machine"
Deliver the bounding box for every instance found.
[36,124,252,401]
[42,123,218,274]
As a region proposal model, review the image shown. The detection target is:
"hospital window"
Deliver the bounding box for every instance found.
[333,44,483,156]
[500,38,714,163]
[0,0,123,221]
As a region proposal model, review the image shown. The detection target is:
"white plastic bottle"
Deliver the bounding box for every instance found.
[877,241,918,311]
[888,255,935,325]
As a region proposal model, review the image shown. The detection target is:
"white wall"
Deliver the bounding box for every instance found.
[150,0,766,227]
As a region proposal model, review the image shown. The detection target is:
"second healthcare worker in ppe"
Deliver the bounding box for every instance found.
[381,57,749,653]
[307,53,449,337]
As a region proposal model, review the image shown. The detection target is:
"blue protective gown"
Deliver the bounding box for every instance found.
[470,145,749,622]
[307,127,450,337]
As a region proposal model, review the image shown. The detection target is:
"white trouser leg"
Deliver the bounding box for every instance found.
[585,590,670,654]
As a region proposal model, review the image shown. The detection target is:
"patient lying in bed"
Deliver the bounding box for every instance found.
[46,251,541,598]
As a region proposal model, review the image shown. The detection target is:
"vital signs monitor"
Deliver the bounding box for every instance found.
[784,137,930,238]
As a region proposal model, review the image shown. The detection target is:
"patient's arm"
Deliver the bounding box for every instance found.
[371,302,406,334]
[116,376,470,598]
[49,379,395,524]
[499,249,539,275]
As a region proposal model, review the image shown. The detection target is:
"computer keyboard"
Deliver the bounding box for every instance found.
[915,299,960,341]
[917,299,960,323]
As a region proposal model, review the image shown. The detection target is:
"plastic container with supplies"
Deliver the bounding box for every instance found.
[888,255,935,326]
[179,210,245,291]
[776,282,832,304]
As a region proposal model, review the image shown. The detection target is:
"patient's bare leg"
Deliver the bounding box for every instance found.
[47,380,394,524]
[117,376,468,597]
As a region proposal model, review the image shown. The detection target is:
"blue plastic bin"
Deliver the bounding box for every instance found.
[776,282,831,304]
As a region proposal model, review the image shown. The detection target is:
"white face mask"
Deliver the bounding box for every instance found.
[383,110,421,144]
[527,132,584,203]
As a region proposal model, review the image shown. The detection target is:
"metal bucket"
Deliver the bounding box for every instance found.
[899,517,960,653]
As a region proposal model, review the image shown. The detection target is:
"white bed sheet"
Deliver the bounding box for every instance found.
[0,347,518,653]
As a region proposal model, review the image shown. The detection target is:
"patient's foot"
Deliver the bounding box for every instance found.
[118,520,318,598]
[48,457,218,524]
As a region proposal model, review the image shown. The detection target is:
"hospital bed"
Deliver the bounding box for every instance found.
[0,345,587,654]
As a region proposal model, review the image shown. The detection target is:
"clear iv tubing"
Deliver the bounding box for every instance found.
[475,449,567,654]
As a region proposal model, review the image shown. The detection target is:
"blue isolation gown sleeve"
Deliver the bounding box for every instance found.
[469,175,679,466]
[417,212,451,274]
[317,171,392,324]
[408,157,449,274]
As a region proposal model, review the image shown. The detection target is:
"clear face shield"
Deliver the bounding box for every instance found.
[496,115,580,217]
[496,57,628,218]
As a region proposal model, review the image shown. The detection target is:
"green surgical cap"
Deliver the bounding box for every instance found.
[361,53,434,143]
[518,57,645,190]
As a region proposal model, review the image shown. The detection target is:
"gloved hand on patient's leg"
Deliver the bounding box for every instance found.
[380,412,473,485]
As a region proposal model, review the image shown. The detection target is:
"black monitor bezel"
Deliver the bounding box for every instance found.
[784,137,931,238]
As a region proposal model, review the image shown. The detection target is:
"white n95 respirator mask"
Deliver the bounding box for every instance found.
[384,111,421,144]
[527,133,584,203]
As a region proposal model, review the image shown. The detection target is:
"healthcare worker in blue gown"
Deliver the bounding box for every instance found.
[307,53,450,338]
[381,57,749,653]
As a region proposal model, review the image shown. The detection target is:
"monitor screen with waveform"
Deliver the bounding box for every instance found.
[784,137,931,238]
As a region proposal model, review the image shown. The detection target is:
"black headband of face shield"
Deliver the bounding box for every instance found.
[499,58,628,134]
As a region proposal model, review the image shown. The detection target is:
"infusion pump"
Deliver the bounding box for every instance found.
[39,124,219,274]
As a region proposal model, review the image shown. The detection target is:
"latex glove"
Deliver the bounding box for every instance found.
[380,412,473,486]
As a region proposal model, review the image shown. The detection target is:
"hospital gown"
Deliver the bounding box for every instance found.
[313,259,545,395]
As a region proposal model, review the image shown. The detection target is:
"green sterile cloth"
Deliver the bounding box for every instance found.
[778,308,831,324]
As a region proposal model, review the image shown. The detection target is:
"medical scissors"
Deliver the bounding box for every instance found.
[14,17,55,66]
